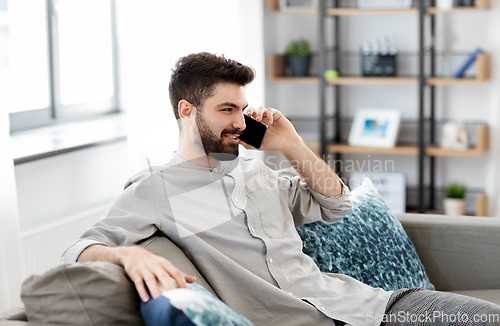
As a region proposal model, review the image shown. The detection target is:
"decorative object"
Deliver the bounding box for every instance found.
[285,39,311,77]
[437,0,454,8]
[361,35,398,77]
[296,178,434,291]
[142,282,255,326]
[357,0,412,9]
[440,121,468,150]
[443,183,467,216]
[350,172,406,214]
[279,0,318,11]
[324,69,339,80]
[348,108,401,148]
[453,48,482,78]
[455,0,475,6]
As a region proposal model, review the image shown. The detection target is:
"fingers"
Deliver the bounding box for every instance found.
[142,269,162,299]
[245,107,275,125]
[131,274,151,303]
[240,139,257,150]
[121,247,197,302]
[161,261,187,289]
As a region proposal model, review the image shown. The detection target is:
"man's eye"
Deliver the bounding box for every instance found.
[222,108,232,112]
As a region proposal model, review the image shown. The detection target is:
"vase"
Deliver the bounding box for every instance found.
[287,55,311,77]
[443,198,466,216]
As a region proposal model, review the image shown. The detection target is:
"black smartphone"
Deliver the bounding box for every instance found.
[239,114,268,149]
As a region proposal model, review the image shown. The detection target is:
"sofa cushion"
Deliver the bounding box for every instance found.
[450,289,500,306]
[296,178,434,291]
[141,282,254,326]
[21,262,145,326]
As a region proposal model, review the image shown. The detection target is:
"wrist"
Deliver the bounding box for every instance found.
[281,136,306,160]
[115,245,137,266]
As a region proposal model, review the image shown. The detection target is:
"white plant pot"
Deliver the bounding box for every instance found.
[437,0,454,9]
[443,198,466,216]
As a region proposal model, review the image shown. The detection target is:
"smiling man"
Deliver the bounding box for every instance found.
[62,53,500,326]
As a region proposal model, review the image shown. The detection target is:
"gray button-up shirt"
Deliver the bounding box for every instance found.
[62,155,392,326]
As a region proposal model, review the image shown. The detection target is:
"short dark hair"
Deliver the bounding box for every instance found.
[169,52,255,119]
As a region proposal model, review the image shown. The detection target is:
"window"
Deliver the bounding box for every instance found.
[1,0,119,133]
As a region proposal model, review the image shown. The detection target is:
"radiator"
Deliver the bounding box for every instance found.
[20,204,109,276]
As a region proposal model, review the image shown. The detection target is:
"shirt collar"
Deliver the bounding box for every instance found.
[169,153,239,174]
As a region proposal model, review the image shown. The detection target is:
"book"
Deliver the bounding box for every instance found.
[453,48,482,78]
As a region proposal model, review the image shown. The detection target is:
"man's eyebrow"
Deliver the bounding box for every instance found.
[216,102,248,110]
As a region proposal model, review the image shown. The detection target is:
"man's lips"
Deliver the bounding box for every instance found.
[223,134,240,144]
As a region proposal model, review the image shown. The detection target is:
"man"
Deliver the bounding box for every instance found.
[62,52,500,326]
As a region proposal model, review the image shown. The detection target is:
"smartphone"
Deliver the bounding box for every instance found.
[239,114,268,149]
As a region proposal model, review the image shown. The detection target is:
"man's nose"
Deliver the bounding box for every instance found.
[234,113,246,131]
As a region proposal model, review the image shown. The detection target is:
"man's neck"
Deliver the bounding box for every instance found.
[176,147,222,168]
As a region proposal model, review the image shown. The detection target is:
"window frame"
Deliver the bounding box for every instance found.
[9,0,120,133]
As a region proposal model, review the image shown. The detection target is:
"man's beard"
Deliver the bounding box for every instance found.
[194,112,242,161]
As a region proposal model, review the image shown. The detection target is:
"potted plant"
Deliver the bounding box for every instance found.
[443,183,467,215]
[286,39,312,77]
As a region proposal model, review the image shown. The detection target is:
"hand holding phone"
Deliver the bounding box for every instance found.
[239,114,268,149]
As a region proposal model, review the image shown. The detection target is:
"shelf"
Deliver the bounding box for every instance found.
[268,54,490,85]
[315,124,488,157]
[426,124,488,157]
[426,0,490,14]
[427,53,490,84]
[267,0,489,15]
[407,192,487,217]
[326,8,417,16]
[266,0,317,14]
[327,77,417,85]
[326,143,418,155]
[268,55,318,83]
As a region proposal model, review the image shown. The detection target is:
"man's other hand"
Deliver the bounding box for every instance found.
[77,244,196,302]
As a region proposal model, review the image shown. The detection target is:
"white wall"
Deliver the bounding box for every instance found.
[15,141,130,233]
[264,5,500,215]
[0,110,24,310]
[116,0,265,174]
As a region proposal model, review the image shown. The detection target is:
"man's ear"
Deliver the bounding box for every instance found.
[178,100,195,119]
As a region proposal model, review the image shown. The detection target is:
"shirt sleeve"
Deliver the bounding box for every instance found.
[278,173,352,227]
[60,174,165,263]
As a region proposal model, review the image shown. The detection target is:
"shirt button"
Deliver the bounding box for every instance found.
[213,168,218,173]
[320,307,326,311]
[269,258,273,264]
[251,228,256,233]
[288,292,293,296]
[234,197,238,202]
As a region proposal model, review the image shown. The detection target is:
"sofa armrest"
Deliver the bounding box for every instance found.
[397,213,500,292]
[0,306,27,322]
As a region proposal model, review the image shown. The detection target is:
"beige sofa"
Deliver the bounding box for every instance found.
[1,213,500,325]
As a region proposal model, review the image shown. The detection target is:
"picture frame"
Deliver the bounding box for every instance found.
[348,108,401,148]
[350,172,406,214]
[279,0,318,11]
[440,121,468,151]
[357,0,412,9]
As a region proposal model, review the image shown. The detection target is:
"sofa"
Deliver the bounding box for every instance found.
[1,212,500,325]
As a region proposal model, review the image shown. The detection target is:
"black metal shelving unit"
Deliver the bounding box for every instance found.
[314,0,489,214]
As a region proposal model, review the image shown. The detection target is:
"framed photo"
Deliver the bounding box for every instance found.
[440,121,468,151]
[357,0,412,9]
[279,0,318,11]
[348,108,401,148]
[350,172,406,214]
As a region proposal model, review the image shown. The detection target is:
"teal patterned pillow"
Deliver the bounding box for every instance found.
[141,282,255,326]
[296,178,434,291]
